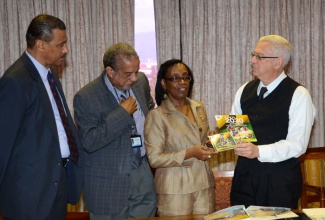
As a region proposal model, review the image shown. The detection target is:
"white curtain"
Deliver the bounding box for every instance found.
[1,0,324,171]
[0,0,135,211]
[0,0,135,111]
[154,0,325,170]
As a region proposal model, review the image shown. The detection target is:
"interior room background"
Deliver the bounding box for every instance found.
[0,0,324,170]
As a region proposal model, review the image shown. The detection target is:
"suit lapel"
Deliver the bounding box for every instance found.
[22,53,59,141]
[100,72,120,107]
[132,82,149,116]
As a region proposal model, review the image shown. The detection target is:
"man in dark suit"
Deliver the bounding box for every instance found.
[73,43,157,219]
[0,14,83,220]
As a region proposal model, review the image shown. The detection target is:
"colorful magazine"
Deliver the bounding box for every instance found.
[204,205,249,220]
[215,115,257,142]
[208,131,237,152]
[245,205,298,219]
[205,205,298,220]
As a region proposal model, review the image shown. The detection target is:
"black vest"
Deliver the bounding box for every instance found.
[236,77,301,175]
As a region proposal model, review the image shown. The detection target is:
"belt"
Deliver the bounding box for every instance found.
[61,157,69,167]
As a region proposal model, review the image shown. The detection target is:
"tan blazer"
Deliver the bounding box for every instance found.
[144,98,215,194]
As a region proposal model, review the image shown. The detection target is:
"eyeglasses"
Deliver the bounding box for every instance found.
[251,52,278,61]
[165,76,191,83]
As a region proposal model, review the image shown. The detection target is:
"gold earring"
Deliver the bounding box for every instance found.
[163,93,167,99]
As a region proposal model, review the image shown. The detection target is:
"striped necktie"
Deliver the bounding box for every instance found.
[47,71,79,164]
[120,90,142,169]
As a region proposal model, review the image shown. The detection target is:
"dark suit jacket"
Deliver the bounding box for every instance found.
[73,72,154,215]
[0,53,83,220]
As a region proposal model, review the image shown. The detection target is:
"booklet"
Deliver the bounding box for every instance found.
[208,131,237,152]
[205,205,298,220]
[215,114,257,142]
[302,208,325,220]
[245,206,298,219]
[208,115,257,152]
[204,205,249,220]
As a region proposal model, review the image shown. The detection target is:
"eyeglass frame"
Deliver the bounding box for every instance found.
[164,75,192,83]
[251,52,278,61]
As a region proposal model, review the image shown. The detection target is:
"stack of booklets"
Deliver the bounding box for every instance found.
[204,205,298,220]
[208,115,257,152]
[302,208,325,220]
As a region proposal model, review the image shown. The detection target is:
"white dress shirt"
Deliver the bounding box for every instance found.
[231,72,316,162]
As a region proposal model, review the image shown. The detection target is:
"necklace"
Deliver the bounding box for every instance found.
[177,103,190,116]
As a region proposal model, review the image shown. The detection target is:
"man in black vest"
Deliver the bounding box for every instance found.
[230,35,316,209]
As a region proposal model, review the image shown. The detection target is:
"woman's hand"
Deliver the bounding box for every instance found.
[185,145,217,161]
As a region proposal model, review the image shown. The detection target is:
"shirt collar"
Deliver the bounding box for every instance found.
[258,71,287,93]
[104,73,131,101]
[25,51,50,81]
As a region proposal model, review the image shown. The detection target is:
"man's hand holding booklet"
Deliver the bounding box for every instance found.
[208,115,257,152]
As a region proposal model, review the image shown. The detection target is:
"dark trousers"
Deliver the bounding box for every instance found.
[90,157,157,220]
[45,167,68,220]
[230,164,302,209]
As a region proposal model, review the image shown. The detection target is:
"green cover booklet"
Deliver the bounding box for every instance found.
[208,115,257,152]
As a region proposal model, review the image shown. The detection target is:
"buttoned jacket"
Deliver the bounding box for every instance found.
[73,72,154,215]
[0,53,83,220]
[144,98,215,194]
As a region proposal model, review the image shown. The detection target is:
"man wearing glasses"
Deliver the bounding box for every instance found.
[230,35,316,209]
[73,43,156,219]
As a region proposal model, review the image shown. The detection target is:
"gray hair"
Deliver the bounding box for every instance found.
[103,43,139,70]
[259,35,291,67]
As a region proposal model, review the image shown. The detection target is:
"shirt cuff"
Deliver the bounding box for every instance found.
[258,144,273,162]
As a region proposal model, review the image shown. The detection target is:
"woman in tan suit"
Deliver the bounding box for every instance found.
[144,59,217,216]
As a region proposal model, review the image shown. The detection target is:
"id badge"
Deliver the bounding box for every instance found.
[130,133,142,148]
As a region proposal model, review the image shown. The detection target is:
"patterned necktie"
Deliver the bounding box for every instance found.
[47,72,79,164]
[131,133,142,169]
[120,91,142,169]
[120,91,127,101]
[259,87,268,100]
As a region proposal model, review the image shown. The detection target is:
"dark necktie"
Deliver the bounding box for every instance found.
[47,72,79,164]
[120,92,127,101]
[120,91,142,169]
[259,87,268,100]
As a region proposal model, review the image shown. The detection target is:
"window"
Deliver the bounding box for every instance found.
[135,0,157,102]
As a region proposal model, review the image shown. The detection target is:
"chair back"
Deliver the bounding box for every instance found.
[300,147,325,208]
[213,170,234,211]
[66,192,89,219]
